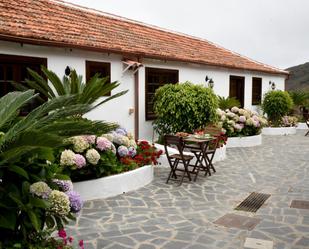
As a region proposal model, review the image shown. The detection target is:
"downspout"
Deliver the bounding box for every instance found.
[134,70,139,140]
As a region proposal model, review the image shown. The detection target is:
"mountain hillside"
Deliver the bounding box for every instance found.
[285,62,309,90]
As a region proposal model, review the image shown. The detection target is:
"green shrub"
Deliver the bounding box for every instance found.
[218,96,241,110]
[262,90,294,126]
[153,82,218,135]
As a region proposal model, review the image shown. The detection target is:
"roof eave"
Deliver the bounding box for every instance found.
[0,34,289,76]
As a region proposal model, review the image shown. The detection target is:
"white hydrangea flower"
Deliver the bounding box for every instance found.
[72,136,89,153]
[60,149,76,166]
[30,181,52,199]
[101,133,114,142]
[86,149,100,165]
[128,139,137,149]
[231,106,239,113]
[48,190,70,216]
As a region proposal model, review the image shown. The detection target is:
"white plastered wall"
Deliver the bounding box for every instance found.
[0,40,286,140]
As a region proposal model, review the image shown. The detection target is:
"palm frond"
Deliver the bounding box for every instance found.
[41,66,66,95]
[94,90,128,108]
[27,68,56,98]
[0,90,37,130]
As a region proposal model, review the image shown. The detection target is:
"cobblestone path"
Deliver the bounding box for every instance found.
[68,131,309,249]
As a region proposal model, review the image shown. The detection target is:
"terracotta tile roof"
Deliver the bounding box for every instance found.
[0,0,288,75]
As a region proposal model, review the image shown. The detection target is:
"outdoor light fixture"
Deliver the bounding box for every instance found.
[205,75,214,88]
[208,79,214,88]
[269,81,276,90]
[65,66,71,76]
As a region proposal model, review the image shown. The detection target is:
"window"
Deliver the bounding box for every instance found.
[252,77,262,105]
[86,60,111,96]
[145,67,179,120]
[0,54,47,115]
[229,75,245,107]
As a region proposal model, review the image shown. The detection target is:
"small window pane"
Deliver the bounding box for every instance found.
[86,61,111,96]
[252,77,262,105]
[145,67,179,120]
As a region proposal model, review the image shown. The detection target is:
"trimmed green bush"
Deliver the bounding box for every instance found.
[153,82,218,135]
[262,90,293,126]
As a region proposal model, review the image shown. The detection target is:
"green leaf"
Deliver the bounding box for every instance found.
[0,90,37,131]
[9,165,29,180]
[27,210,40,232]
[54,174,70,180]
[8,193,24,208]
[22,181,30,196]
[29,196,50,208]
[45,216,56,229]
[0,212,16,230]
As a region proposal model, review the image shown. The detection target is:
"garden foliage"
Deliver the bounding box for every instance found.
[0,90,117,248]
[262,90,294,126]
[58,128,162,182]
[217,96,241,110]
[153,82,218,135]
[12,66,128,109]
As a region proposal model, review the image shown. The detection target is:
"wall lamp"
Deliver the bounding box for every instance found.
[65,66,71,76]
[269,81,276,90]
[205,76,214,89]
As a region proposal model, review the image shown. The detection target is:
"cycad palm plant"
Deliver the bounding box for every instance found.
[217,96,241,110]
[12,66,128,109]
[0,90,117,247]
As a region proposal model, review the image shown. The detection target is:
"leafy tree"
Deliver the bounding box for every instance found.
[153,82,218,135]
[262,90,294,126]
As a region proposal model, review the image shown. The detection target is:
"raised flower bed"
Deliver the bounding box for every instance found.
[74,165,154,201]
[57,129,162,200]
[262,116,298,135]
[217,107,267,147]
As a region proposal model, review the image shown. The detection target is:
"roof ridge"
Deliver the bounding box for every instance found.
[51,0,286,73]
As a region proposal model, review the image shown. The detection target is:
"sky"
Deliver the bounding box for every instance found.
[66,0,309,70]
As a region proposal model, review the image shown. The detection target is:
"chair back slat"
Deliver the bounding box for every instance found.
[164,135,185,158]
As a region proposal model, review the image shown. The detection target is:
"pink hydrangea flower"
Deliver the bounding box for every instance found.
[239,115,246,123]
[74,154,86,168]
[96,137,112,151]
[83,135,96,144]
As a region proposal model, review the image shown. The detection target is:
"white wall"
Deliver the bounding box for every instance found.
[0,40,286,140]
[0,41,135,133]
[138,59,286,139]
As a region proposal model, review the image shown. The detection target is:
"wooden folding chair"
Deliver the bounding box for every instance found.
[204,126,222,173]
[303,113,309,136]
[164,135,194,185]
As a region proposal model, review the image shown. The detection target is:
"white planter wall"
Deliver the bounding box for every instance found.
[262,127,297,135]
[73,165,153,201]
[297,123,308,130]
[0,40,286,141]
[226,134,262,148]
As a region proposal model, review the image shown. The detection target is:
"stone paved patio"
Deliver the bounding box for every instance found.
[67,131,309,249]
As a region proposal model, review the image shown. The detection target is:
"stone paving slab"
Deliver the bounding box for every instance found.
[67,131,309,248]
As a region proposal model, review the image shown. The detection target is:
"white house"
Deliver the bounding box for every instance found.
[0,0,288,140]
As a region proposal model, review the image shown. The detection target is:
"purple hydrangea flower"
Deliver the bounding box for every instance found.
[66,191,83,213]
[96,137,112,151]
[52,179,73,192]
[115,127,127,136]
[117,145,128,157]
[74,154,86,168]
[127,146,137,157]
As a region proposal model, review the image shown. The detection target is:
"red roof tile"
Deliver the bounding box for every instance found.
[0,0,288,75]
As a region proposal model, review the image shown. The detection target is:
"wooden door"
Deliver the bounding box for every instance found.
[229,76,245,107]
